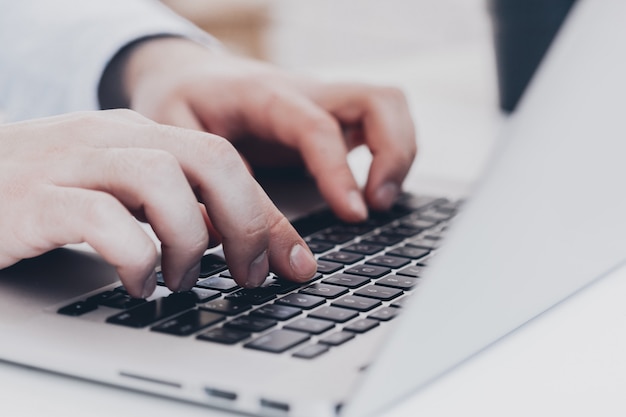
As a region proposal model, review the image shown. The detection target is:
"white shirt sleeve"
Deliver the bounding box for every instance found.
[0,0,219,122]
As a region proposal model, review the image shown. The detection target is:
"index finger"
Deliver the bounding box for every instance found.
[244,89,370,222]
[313,83,417,211]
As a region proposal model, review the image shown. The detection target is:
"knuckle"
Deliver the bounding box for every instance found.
[367,85,408,110]
[82,192,123,227]
[187,231,209,256]
[200,135,242,167]
[389,145,415,170]
[377,85,407,102]
[69,109,153,133]
[241,208,271,243]
[303,113,341,140]
[111,148,182,189]
[107,108,140,120]
[138,149,180,176]
[268,212,294,240]
[133,241,159,271]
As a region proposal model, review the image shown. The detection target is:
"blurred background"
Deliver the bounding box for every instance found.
[161,0,491,70]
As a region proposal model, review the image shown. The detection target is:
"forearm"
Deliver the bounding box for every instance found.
[0,0,217,122]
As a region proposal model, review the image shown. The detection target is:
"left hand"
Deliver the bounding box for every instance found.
[117,37,417,222]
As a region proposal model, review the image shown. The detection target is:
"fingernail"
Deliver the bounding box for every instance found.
[246,251,269,288]
[141,270,158,299]
[375,182,400,209]
[348,190,368,220]
[178,262,201,292]
[290,244,317,281]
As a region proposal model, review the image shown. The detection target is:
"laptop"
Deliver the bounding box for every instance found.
[1,1,625,416]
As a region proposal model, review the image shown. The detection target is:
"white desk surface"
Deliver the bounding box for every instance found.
[3,42,626,417]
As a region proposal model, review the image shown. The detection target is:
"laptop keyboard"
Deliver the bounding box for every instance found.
[57,194,460,360]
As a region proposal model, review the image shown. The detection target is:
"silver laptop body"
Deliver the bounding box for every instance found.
[0,1,624,416]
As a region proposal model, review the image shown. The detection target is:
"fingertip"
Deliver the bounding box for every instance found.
[347,190,369,221]
[177,262,201,292]
[370,181,400,211]
[115,242,160,299]
[245,251,269,288]
[141,270,158,298]
[289,244,317,282]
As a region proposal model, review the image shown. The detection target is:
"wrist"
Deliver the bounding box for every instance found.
[98,35,191,110]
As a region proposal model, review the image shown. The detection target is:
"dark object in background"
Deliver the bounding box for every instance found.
[488,0,577,113]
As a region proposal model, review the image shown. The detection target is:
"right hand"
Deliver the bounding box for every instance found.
[0,110,317,298]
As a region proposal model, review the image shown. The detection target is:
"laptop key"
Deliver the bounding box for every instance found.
[354,285,403,301]
[400,218,438,230]
[344,318,380,333]
[284,317,335,335]
[106,292,197,328]
[319,331,355,346]
[310,231,355,245]
[244,329,310,353]
[197,328,250,345]
[224,287,277,305]
[419,209,453,222]
[376,275,418,290]
[369,306,400,321]
[199,254,228,278]
[196,276,239,293]
[189,288,221,303]
[344,265,390,279]
[363,234,404,246]
[151,309,224,336]
[275,293,326,309]
[57,301,97,316]
[322,273,370,289]
[85,290,116,305]
[306,241,334,254]
[320,251,364,265]
[292,344,330,359]
[395,265,425,278]
[365,255,410,269]
[265,276,318,295]
[332,295,381,312]
[384,225,423,237]
[250,304,302,321]
[342,243,384,256]
[299,283,348,299]
[224,316,277,333]
[316,260,343,274]
[98,292,147,310]
[386,246,430,260]
[331,223,376,235]
[407,238,440,250]
[200,299,252,316]
[308,306,358,323]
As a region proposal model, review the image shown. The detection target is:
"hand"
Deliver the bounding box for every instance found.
[0,110,317,298]
[112,37,417,222]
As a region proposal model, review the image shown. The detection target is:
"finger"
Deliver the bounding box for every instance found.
[52,147,209,292]
[244,88,368,222]
[179,137,316,287]
[33,186,159,298]
[153,102,205,131]
[313,84,417,210]
[199,203,222,248]
[149,102,256,175]
[72,119,317,286]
